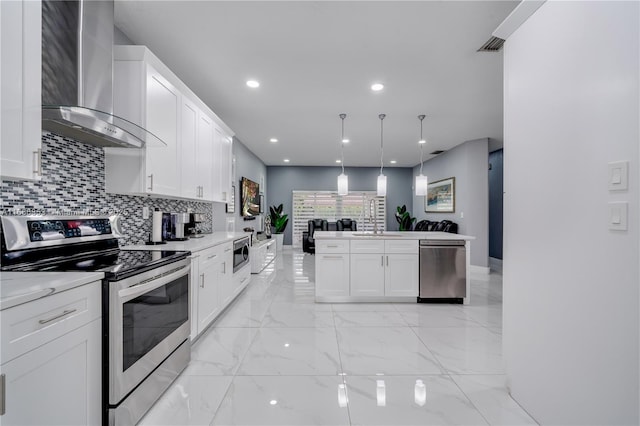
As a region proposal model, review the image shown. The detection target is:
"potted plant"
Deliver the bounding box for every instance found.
[395,205,416,231]
[269,204,289,251]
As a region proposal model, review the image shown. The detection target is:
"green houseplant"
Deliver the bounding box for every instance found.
[269,204,289,251]
[395,205,416,231]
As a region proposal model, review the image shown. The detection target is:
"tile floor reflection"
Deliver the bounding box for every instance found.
[139,249,538,425]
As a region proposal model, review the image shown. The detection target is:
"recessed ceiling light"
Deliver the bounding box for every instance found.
[371,83,384,92]
[342,138,350,144]
[390,160,397,164]
[269,400,278,405]
[283,159,290,163]
[269,138,278,143]
[246,80,260,88]
[418,139,426,144]
[336,159,342,163]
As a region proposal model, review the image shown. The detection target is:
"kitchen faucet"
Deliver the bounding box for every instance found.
[369,199,379,234]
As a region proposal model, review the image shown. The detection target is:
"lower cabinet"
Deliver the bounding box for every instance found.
[0,282,101,425]
[191,241,249,340]
[316,239,418,301]
[316,254,350,298]
[251,239,276,274]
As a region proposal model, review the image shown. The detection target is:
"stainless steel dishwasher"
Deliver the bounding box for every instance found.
[418,240,466,303]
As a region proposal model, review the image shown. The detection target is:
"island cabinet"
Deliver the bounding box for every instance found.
[0,0,42,181]
[350,239,418,298]
[315,240,350,298]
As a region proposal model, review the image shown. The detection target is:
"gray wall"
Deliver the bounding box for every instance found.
[213,138,267,232]
[412,138,489,267]
[114,26,134,45]
[267,166,414,245]
[488,149,503,259]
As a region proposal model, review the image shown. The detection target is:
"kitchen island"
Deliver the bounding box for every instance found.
[313,231,474,304]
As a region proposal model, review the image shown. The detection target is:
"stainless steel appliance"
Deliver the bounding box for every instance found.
[418,240,466,303]
[185,212,205,238]
[162,212,190,241]
[233,237,250,272]
[0,216,191,426]
[41,0,163,149]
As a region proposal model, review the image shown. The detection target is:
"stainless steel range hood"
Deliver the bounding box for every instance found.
[42,0,164,148]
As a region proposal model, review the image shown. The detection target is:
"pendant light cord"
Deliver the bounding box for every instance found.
[379,114,386,174]
[418,114,426,175]
[340,113,346,174]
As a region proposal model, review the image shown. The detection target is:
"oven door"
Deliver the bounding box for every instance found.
[233,238,250,272]
[108,258,190,404]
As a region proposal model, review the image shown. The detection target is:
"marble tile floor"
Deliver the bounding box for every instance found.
[140,249,537,426]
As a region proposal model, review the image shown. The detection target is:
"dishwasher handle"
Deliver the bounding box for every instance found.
[419,240,465,247]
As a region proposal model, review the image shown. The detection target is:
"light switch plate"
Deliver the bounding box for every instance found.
[608,202,628,231]
[608,161,628,191]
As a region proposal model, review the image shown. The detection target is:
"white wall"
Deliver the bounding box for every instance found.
[412,138,489,267]
[503,1,639,424]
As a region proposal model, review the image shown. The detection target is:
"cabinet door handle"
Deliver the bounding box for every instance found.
[327,245,338,248]
[224,248,231,253]
[200,273,205,288]
[38,308,77,325]
[147,174,154,191]
[207,254,217,260]
[0,373,5,415]
[381,256,384,267]
[323,255,342,259]
[33,148,42,177]
[222,261,226,274]
[386,256,389,266]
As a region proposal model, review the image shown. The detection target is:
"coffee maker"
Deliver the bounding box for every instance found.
[184,212,205,238]
[161,212,190,241]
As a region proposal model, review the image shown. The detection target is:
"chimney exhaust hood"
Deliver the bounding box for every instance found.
[41,0,164,149]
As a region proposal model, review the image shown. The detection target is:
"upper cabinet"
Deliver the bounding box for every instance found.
[105,46,234,202]
[1,0,42,181]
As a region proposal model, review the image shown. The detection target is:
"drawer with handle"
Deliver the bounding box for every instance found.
[1,281,101,364]
[315,240,349,254]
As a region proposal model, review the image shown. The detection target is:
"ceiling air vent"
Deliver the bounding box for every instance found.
[477,36,505,52]
[430,150,445,155]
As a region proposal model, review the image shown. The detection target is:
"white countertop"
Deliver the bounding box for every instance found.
[313,231,475,241]
[122,231,251,252]
[0,271,105,311]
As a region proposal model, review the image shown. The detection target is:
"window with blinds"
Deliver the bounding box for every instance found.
[291,191,386,248]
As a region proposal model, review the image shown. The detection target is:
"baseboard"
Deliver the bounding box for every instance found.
[469,265,491,275]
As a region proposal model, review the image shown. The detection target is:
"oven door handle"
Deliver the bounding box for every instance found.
[118,265,190,302]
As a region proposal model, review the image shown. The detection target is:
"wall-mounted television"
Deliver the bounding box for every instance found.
[240,177,260,217]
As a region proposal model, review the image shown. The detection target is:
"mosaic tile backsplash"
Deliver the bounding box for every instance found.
[0,132,213,245]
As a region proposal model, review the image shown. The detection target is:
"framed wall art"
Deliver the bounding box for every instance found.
[425,177,455,213]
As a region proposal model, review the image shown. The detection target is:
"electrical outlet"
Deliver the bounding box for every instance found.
[142,206,150,219]
[460,212,464,218]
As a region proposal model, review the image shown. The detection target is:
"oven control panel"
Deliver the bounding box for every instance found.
[27,218,112,242]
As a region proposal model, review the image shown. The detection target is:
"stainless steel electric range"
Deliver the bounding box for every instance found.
[0,216,191,426]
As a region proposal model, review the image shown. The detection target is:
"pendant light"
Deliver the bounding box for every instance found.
[377,114,387,196]
[415,115,429,196]
[337,113,349,195]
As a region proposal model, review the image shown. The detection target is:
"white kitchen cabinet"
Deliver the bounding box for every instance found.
[385,254,419,297]
[196,249,222,336]
[106,55,181,197]
[0,281,101,425]
[197,112,215,200]
[181,98,199,200]
[316,239,351,298]
[251,239,276,274]
[192,242,233,338]
[0,0,42,181]
[213,126,233,203]
[315,238,418,301]
[350,254,385,297]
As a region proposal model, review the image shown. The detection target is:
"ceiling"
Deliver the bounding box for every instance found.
[114,1,518,167]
